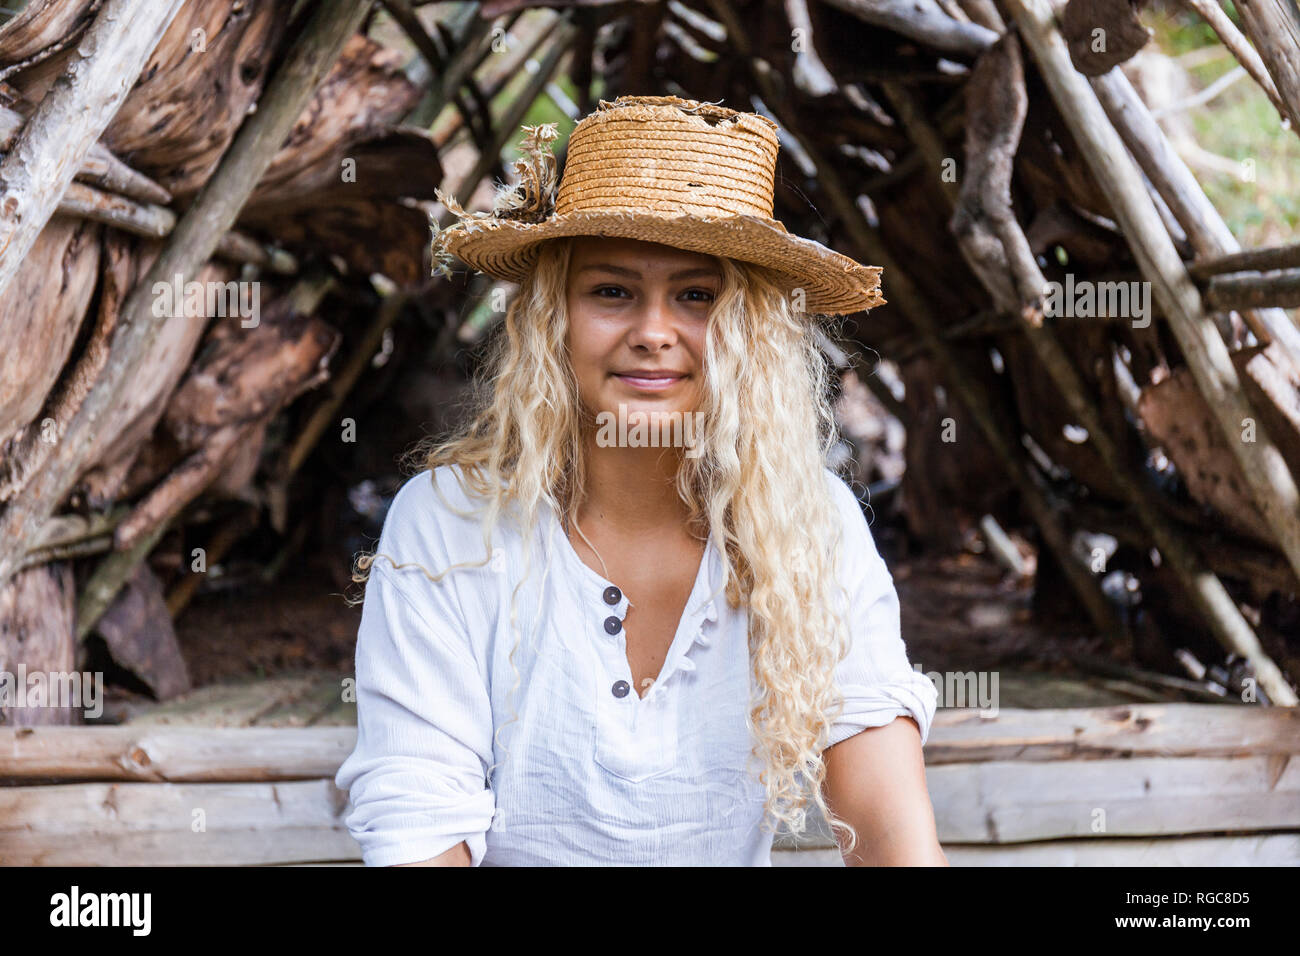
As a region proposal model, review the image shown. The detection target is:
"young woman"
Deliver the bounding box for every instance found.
[335,95,944,866]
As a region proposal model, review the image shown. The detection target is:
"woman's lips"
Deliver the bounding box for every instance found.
[612,372,686,392]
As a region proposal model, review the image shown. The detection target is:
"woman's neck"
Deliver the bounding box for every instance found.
[575,434,690,536]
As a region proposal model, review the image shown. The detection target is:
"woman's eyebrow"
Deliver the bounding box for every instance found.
[575,263,721,280]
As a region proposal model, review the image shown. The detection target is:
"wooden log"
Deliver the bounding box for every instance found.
[928,754,1300,842]
[0,778,355,866]
[90,561,190,702]
[946,29,1262,668]
[820,0,998,56]
[55,179,297,271]
[0,216,100,449]
[1073,498,1300,602]
[940,832,1300,864]
[0,727,355,782]
[2,755,1295,863]
[4,703,1288,781]
[0,105,171,204]
[1205,269,1300,311]
[1007,0,1300,704]
[1190,240,1300,280]
[0,564,79,727]
[0,0,186,299]
[96,0,286,199]
[0,0,377,586]
[924,703,1300,763]
[0,0,97,78]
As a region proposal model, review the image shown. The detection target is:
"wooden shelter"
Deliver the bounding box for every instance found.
[0,0,1298,864]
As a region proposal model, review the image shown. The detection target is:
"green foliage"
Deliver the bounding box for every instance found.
[1148,6,1300,246]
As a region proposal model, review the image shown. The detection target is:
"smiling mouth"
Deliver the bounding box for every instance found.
[612,372,687,392]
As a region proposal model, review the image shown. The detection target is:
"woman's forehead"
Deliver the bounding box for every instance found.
[567,236,722,272]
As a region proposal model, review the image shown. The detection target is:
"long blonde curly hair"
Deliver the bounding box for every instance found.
[353,234,864,854]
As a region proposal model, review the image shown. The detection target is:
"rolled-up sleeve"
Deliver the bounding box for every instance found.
[335,561,496,866]
[824,472,939,749]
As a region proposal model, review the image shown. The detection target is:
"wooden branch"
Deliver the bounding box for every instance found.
[941,29,1295,699]
[56,180,297,273]
[438,15,579,223]
[380,0,493,152]
[820,0,999,57]
[0,0,375,586]
[74,518,170,644]
[881,81,959,207]
[0,232,129,505]
[0,0,186,299]
[165,505,261,619]
[1089,68,1300,372]
[1232,0,1300,136]
[707,0,1125,638]
[1190,241,1300,279]
[785,0,838,96]
[0,105,171,205]
[412,6,496,129]
[1204,268,1300,311]
[1174,0,1290,126]
[1006,0,1300,705]
[1073,498,1300,602]
[111,423,250,553]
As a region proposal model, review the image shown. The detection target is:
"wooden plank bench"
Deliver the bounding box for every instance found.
[1,703,1296,865]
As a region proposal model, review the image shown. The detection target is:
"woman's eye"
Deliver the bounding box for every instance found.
[592,285,627,299]
[682,288,716,303]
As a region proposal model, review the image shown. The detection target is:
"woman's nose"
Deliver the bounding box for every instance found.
[626,296,677,350]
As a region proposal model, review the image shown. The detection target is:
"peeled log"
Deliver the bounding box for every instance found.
[99,0,287,198]
[72,248,240,505]
[0,563,79,726]
[1138,342,1300,552]
[0,216,101,442]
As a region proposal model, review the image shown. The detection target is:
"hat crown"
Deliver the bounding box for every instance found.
[554,95,780,220]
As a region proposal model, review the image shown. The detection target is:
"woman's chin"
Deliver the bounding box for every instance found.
[591,401,705,452]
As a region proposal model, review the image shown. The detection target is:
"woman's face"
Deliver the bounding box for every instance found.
[564,236,721,428]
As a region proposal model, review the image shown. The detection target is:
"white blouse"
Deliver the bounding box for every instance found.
[334,464,937,866]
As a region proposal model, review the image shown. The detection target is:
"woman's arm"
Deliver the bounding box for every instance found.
[822,715,948,866]
[393,841,472,867]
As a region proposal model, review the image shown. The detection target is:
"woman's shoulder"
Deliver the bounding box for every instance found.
[370,464,502,575]
[822,466,868,523]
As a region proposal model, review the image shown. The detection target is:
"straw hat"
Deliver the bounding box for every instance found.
[431,94,884,316]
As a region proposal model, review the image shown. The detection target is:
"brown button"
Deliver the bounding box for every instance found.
[612,680,630,698]
[604,616,622,635]
[603,586,621,605]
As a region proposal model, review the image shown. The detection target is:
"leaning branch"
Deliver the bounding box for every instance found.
[1006,0,1300,705]
[0,0,186,299]
[0,0,376,586]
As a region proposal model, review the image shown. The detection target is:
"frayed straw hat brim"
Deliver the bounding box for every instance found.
[432,95,885,316]
[437,209,884,316]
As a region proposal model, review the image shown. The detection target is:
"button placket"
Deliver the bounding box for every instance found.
[589,578,679,780]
